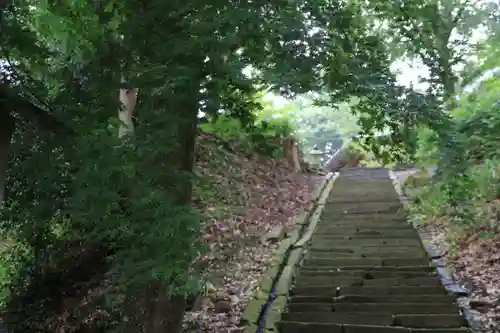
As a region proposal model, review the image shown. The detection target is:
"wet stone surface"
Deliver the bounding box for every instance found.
[278,168,471,333]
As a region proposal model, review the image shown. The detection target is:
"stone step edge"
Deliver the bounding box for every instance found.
[287,301,460,312]
[388,170,474,330]
[279,312,467,328]
[241,172,339,332]
[275,321,471,333]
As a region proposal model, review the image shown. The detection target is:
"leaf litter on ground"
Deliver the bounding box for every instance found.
[183,132,321,332]
[394,169,500,333]
[420,207,500,333]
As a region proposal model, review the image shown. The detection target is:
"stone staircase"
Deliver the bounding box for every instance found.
[278,168,470,333]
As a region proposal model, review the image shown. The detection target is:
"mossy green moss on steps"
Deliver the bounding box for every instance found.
[241,172,338,332]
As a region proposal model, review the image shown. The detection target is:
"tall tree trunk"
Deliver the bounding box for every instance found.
[284,137,301,171]
[0,110,15,207]
[291,140,301,172]
[118,86,139,137]
[145,85,199,333]
[123,79,201,333]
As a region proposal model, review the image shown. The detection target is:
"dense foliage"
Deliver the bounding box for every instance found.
[200,95,295,158]
[409,31,500,241]
[0,1,431,332]
[3,0,498,331]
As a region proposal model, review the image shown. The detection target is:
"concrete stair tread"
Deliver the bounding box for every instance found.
[302,258,430,267]
[322,209,403,213]
[317,220,408,226]
[278,321,470,333]
[298,265,435,272]
[273,170,469,333]
[320,212,406,218]
[291,285,447,296]
[296,269,437,278]
[305,248,428,257]
[316,225,417,232]
[334,294,456,303]
[333,303,459,314]
[281,312,395,325]
[310,240,424,247]
[280,312,466,327]
[294,276,444,288]
[312,234,420,240]
[305,253,427,260]
[290,294,456,304]
[288,302,459,314]
[314,226,416,231]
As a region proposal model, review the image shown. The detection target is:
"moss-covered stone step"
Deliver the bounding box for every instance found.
[295,276,443,288]
[317,218,407,224]
[323,200,402,208]
[333,302,459,314]
[305,250,427,259]
[342,326,470,333]
[296,269,437,279]
[274,169,470,333]
[289,295,333,303]
[332,180,394,187]
[337,285,447,296]
[314,227,418,235]
[319,214,407,222]
[278,321,471,333]
[310,239,423,248]
[307,244,425,252]
[293,279,362,289]
[298,265,435,273]
[287,302,333,312]
[328,189,397,195]
[287,302,458,314]
[321,206,403,215]
[280,312,465,328]
[314,225,415,232]
[291,285,447,297]
[314,224,411,231]
[326,193,397,199]
[311,232,420,240]
[280,312,394,325]
[326,196,401,203]
[289,294,456,304]
[302,258,430,267]
[394,314,467,328]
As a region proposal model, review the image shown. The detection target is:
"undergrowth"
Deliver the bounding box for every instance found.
[407,72,500,255]
[200,115,293,159]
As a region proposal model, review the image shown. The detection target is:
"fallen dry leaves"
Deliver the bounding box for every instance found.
[454,233,500,332]
[393,169,500,333]
[421,212,500,332]
[183,133,321,332]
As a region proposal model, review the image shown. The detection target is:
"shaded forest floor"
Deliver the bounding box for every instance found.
[426,225,500,332]
[395,169,500,333]
[183,132,321,332]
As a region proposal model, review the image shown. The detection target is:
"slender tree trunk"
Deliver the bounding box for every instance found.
[122,78,201,333]
[0,110,15,207]
[284,137,301,171]
[145,85,199,333]
[118,86,139,137]
[291,140,301,172]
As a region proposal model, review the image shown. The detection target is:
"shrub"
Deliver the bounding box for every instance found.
[0,120,203,331]
[410,74,500,245]
[200,115,294,158]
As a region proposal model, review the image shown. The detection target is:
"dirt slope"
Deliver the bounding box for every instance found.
[184,132,320,332]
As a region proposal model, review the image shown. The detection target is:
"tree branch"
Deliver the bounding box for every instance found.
[453,0,471,24]
[0,84,73,135]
